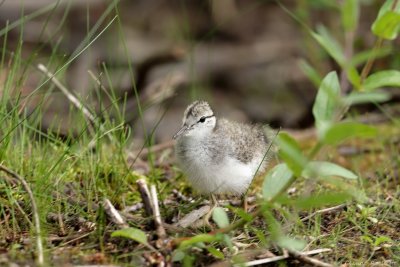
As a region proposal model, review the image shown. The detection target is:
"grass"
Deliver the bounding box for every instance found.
[0,1,400,266]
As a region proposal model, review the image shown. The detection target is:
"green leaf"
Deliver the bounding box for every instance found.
[303,161,357,179]
[111,227,148,245]
[277,236,306,251]
[179,234,219,249]
[277,132,308,176]
[298,59,322,87]
[263,163,294,201]
[310,28,361,87]
[341,0,359,31]
[212,207,230,228]
[350,46,392,67]
[172,250,186,262]
[229,206,253,221]
[290,192,352,209]
[343,91,391,105]
[374,236,393,247]
[371,0,400,40]
[312,71,341,136]
[363,70,400,91]
[323,122,377,145]
[207,247,225,259]
[311,26,345,65]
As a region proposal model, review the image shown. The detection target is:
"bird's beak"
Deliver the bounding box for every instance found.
[173,125,188,140]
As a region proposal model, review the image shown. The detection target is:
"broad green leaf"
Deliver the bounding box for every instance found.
[212,207,229,228]
[312,71,341,136]
[282,192,352,209]
[343,91,391,105]
[372,0,400,40]
[372,11,400,39]
[207,247,225,259]
[341,0,359,31]
[363,70,400,91]
[179,234,219,249]
[263,163,294,201]
[111,227,148,245]
[303,161,358,179]
[172,250,186,262]
[277,236,306,251]
[277,132,308,176]
[323,122,377,145]
[298,59,322,87]
[311,26,345,65]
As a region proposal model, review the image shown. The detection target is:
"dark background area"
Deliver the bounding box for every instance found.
[0,0,397,144]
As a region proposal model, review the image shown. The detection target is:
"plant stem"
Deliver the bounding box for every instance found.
[360,38,383,82]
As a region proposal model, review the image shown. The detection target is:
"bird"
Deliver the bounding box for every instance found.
[173,100,273,212]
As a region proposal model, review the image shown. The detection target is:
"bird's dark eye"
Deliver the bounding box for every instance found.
[199,117,206,123]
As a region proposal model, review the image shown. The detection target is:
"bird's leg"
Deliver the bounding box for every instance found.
[203,194,218,228]
[242,194,248,213]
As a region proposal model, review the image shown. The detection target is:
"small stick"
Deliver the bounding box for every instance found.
[0,164,44,266]
[150,185,167,239]
[103,198,129,229]
[301,204,346,222]
[136,179,154,216]
[242,248,332,266]
[122,202,144,213]
[287,249,334,267]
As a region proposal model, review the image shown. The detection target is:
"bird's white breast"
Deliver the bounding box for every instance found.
[176,137,262,195]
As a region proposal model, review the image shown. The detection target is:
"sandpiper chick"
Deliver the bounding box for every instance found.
[173,100,273,202]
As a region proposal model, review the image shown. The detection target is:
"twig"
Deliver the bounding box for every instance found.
[172,189,194,203]
[122,202,144,213]
[47,212,96,232]
[174,205,211,228]
[287,249,334,267]
[136,179,154,216]
[150,185,167,239]
[103,198,129,229]
[301,204,346,222]
[0,164,44,266]
[242,248,332,266]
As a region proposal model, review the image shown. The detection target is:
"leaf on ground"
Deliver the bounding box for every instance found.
[207,247,225,259]
[212,207,230,228]
[277,236,306,251]
[111,227,148,245]
[179,234,219,249]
